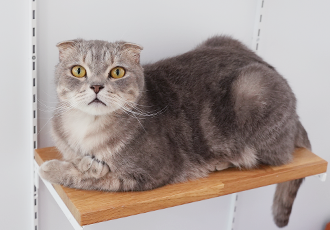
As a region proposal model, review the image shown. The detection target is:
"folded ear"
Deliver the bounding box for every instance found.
[122,43,143,64]
[56,40,79,61]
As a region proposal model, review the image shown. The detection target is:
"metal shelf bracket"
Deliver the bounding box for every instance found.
[315,173,327,182]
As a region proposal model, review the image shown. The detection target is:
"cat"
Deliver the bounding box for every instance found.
[39,36,311,228]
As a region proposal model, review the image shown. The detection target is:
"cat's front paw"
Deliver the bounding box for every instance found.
[77,156,110,179]
[39,159,73,185]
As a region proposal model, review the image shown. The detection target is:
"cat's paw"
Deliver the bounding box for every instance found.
[77,156,110,179]
[215,162,231,171]
[39,159,73,184]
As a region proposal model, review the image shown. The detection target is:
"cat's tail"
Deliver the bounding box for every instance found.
[272,120,311,227]
[272,178,304,227]
[294,120,311,150]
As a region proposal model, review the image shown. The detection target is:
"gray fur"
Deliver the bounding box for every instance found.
[39,36,311,227]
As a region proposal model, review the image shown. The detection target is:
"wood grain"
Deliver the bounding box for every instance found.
[35,147,327,226]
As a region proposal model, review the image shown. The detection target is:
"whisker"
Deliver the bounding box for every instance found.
[37,100,85,135]
[111,100,147,132]
[107,94,168,118]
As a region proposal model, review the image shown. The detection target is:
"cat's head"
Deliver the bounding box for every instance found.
[55,39,144,116]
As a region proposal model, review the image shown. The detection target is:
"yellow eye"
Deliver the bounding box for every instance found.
[110,67,126,79]
[71,65,86,78]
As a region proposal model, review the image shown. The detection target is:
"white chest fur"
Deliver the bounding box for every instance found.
[62,110,108,155]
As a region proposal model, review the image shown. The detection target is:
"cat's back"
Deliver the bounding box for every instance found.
[144,36,265,74]
[143,36,270,94]
[141,36,272,113]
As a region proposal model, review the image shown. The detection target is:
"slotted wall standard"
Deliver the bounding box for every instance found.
[32,0,38,229]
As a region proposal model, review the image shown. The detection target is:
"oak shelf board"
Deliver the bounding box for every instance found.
[35,147,327,226]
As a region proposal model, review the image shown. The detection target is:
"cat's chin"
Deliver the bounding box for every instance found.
[78,105,116,116]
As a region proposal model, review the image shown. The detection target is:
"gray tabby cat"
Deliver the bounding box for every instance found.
[39,36,311,228]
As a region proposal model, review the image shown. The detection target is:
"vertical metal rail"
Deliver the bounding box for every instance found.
[226,1,265,230]
[252,0,265,53]
[226,193,239,230]
[31,0,38,229]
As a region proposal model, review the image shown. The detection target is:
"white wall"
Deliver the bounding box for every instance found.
[35,0,330,230]
[235,1,330,229]
[0,0,34,229]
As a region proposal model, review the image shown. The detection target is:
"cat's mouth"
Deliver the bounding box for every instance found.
[88,98,106,106]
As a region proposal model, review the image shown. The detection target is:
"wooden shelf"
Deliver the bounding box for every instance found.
[35,147,327,226]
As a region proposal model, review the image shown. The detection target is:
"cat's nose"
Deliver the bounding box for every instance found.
[90,85,104,94]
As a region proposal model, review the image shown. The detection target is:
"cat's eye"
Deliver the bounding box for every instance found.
[71,65,86,78]
[110,67,126,79]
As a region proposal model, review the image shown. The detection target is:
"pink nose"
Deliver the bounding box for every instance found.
[90,85,104,94]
